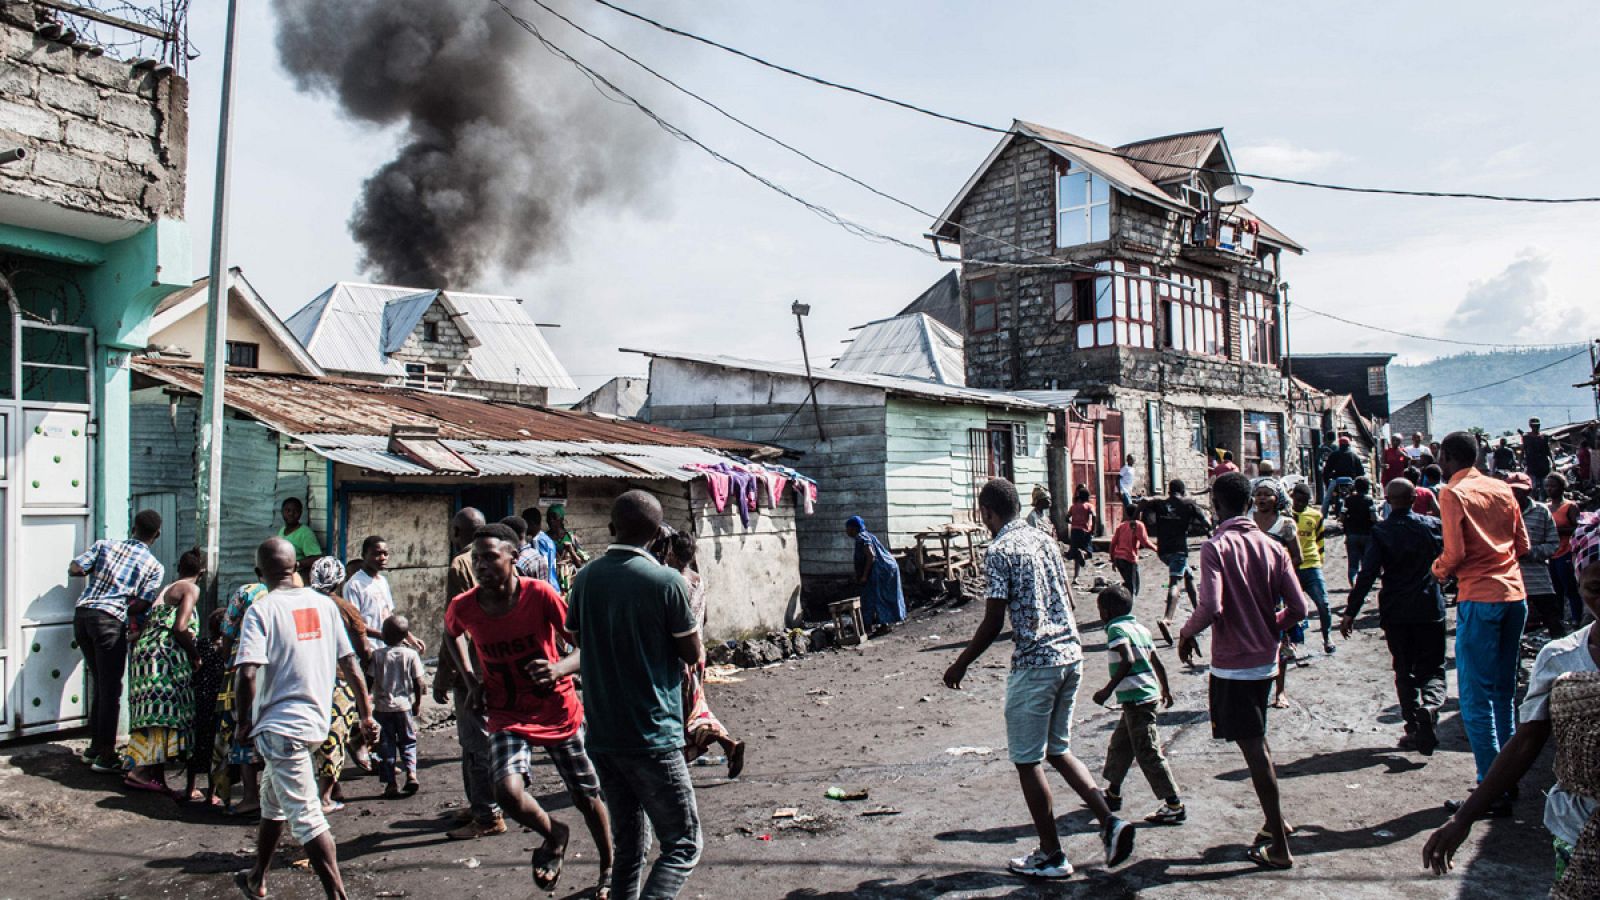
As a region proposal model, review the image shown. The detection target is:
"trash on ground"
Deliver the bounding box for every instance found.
[772,807,799,819]
[454,857,481,869]
[861,806,901,817]
[944,746,995,757]
[693,754,727,767]
[756,833,772,841]
[825,787,869,801]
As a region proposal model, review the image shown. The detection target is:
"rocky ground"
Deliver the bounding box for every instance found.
[0,535,1560,899]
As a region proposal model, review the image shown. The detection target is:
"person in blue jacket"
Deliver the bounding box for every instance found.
[847,516,906,638]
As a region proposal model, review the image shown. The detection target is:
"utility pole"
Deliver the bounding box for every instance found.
[792,301,827,443]
[195,0,240,609]
[1590,339,1599,422]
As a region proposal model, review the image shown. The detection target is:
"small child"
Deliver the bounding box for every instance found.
[184,609,227,806]
[1291,483,1334,654]
[372,615,426,797]
[1110,502,1157,598]
[1091,586,1185,824]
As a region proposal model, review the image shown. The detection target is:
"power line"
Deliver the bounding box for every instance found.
[1431,348,1592,397]
[515,0,1136,277]
[586,0,1600,205]
[1293,303,1579,350]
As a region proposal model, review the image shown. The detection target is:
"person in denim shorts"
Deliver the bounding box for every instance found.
[1151,481,1212,645]
[945,478,1137,880]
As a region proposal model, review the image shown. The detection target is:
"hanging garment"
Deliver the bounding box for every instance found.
[701,471,731,512]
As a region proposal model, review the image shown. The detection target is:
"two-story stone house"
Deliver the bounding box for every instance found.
[932,120,1304,498]
[286,282,575,405]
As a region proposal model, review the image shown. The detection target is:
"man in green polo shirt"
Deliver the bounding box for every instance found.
[279,498,323,575]
[565,490,703,899]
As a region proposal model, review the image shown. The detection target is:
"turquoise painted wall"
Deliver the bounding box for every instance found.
[0,219,193,538]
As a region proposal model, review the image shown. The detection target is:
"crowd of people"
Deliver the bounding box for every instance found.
[65,491,746,899]
[965,420,1598,890]
[58,414,1600,896]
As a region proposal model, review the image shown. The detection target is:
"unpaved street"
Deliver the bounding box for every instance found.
[0,536,1555,898]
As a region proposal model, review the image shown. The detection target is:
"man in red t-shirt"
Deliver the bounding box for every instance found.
[1382,435,1408,486]
[446,524,613,896]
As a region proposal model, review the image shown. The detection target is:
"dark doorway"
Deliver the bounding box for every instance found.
[458,484,515,521]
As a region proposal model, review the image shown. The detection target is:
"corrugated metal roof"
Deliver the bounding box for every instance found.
[1116,129,1225,184]
[1015,121,1190,214]
[300,434,734,480]
[627,349,1051,412]
[834,313,965,385]
[130,361,768,455]
[897,270,961,332]
[446,291,575,389]
[283,282,576,390]
[1008,389,1080,408]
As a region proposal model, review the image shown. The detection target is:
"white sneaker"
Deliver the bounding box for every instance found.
[1008,848,1073,879]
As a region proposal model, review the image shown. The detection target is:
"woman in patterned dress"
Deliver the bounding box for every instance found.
[309,556,370,813]
[665,532,745,778]
[124,549,205,795]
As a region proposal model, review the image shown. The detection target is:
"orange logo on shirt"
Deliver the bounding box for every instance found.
[292,607,322,641]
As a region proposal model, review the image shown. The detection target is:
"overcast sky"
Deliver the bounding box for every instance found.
[181,1,1600,404]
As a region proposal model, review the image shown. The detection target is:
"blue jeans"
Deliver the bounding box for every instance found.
[1298,567,1330,640]
[592,749,702,900]
[1345,533,1371,586]
[1455,600,1528,782]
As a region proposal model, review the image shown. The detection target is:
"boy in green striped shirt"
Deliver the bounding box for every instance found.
[1092,585,1185,824]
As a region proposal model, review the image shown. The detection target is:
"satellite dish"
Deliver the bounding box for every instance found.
[1213,183,1255,205]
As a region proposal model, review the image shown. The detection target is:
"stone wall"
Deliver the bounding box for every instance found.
[0,1,187,221]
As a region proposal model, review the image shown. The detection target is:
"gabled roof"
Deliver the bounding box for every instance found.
[627,348,1056,412]
[150,269,325,375]
[834,313,965,385]
[284,282,576,390]
[1116,128,1230,185]
[934,120,1302,253]
[896,270,961,332]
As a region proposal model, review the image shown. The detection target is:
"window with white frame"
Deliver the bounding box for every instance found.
[1062,261,1156,350]
[1239,289,1278,365]
[404,362,448,390]
[1161,272,1225,357]
[1056,162,1111,247]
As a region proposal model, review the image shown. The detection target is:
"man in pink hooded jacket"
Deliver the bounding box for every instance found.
[1178,472,1308,871]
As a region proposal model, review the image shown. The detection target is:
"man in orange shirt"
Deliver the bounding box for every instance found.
[1431,432,1530,807]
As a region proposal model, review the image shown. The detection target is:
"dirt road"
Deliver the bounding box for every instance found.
[0,536,1557,898]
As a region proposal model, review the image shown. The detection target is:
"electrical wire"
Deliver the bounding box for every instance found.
[1430,348,1592,397]
[585,0,1600,205]
[1292,303,1578,350]
[512,0,1134,277]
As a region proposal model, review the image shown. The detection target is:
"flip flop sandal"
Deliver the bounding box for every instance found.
[1246,843,1293,870]
[1253,823,1298,844]
[234,870,268,899]
[531,837,567,891]
[727,742,747,780]
[124,775,172,796]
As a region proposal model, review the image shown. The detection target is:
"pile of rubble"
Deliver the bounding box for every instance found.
[708,627,834,669]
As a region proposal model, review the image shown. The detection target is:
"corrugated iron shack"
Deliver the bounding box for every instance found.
[129,361,806,649]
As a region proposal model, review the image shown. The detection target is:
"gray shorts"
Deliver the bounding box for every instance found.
[1004,663,1081,764]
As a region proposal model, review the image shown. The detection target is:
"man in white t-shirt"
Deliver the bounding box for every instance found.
[234,537,377,900]
[342,536,395,651]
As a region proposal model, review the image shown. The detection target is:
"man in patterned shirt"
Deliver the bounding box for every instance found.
[70,509,165,771]
[945,478,1135,880]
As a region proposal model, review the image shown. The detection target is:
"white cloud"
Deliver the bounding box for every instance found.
[1233,140,1349,177]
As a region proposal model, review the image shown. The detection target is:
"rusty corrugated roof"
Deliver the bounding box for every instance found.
[131,360,768,454]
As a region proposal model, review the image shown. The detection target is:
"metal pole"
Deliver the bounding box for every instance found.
[1590,339,1599,422]
[1279,281,1296,472]
[793,301,828,443]
[195,0,240,609]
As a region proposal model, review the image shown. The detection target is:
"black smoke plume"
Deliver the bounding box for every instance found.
[272,0,669,288]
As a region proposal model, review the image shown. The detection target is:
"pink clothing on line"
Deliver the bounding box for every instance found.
[765,473,789,507]
[1179,515,1308,671]
[701,472,730,512]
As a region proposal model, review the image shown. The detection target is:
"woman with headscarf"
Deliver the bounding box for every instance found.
[664,531,746,778]
[846,516,905,638]
[1423,513,1600,893]
[308,556,371,813]
[123,548,205,796]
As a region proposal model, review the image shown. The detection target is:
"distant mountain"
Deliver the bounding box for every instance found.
[1389,345,1597,437]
